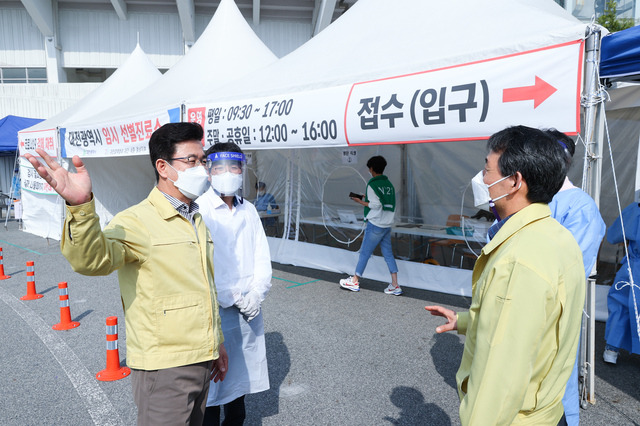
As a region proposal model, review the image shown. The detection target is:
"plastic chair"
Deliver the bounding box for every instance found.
[429,214,470,266]
[457,246,478,269]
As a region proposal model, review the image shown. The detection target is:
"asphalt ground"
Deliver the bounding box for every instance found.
[0,218,638,425]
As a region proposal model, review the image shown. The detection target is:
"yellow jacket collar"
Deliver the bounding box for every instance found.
[483,203,551,255]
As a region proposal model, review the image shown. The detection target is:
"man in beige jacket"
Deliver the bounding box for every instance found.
[26,122,227,425]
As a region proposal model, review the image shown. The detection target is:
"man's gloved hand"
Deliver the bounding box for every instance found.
[240,291,261,322]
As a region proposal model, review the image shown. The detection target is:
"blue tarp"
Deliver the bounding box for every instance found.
[0,115,44,154]
[601,25,640,80]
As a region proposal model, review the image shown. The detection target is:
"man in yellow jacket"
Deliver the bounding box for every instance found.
[426,126,585,425]
[25,122,228,425]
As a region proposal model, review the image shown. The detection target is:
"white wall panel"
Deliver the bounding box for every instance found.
[0,83,100,119]
[0,8,45,67]
[60,9,184,69]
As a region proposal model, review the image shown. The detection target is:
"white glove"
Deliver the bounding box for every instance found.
[240,291,261,322]
[234,295,248,312]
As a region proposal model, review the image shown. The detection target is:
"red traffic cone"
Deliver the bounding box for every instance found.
[96,316,130,381]
[0,247,11,280]
[20,261,43,300]
[52,282,80,330]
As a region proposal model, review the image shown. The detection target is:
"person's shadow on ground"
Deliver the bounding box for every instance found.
[244,332,290,425]
[384,386,451,425]
[430,332,465,391]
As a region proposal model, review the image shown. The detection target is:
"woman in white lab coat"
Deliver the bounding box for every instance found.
[198,143,271,425]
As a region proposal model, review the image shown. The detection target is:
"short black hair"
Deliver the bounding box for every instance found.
[486,125,566,204]
[366,156,387,174]
[256,181,266,190]
[149,122,204,181]
[545,128,575,169]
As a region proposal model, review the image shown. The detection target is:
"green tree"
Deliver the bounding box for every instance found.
[597,0,635,32]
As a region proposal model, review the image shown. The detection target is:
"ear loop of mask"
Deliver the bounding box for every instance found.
[164,160,177,184]
[489,179,521,222]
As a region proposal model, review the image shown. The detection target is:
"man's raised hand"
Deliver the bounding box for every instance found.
[23,149,92,206]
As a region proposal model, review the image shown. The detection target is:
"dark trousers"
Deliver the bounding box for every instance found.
[202,395,246,426]
[130,361,212,426]
[558,413,568,426]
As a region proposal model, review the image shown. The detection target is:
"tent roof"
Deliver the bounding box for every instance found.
[191,0,587,103]
[21,44,161,134]
[0,115,44,152]
[66,0,277,127]
[601,25,640,81]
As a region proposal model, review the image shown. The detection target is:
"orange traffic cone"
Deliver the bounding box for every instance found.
[96,316,130,381]
[52,282,80,330]
[20,261,43,300]
[0,247,11,280]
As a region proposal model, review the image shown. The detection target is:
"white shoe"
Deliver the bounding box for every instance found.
[339,276,360,292]
[384,283,403,296]
[603,349,618,364]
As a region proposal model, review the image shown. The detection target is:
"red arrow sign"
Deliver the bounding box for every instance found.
[502,76,557,109]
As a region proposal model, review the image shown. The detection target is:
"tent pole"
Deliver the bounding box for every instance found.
[581,24,604,407]
[56,127,66,240]
[295,150,301,241]
[583,27,605,208]
[282,151,292,239]
[4,149,20,229]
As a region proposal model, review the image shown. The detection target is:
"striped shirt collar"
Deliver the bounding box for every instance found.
[160,191,199,223]
[488,213,513,241]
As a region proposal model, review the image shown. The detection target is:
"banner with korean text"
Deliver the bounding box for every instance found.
[17,128,59,195]
[17,157,57,195]
[18,128,57,157]
[61,107,181,158]
[186,40,583,150]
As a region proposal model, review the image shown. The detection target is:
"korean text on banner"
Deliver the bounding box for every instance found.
[186,85,351,150]
[187,41,583,149]
[344,41,584,145]
[19,157,57,195]
[63,110,175,158]
[18,129,58,157]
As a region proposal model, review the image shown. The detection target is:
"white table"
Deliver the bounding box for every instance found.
[299,217,488,264]
[258,210,283,219]
[258,210,283,236]
[392,223,487,264]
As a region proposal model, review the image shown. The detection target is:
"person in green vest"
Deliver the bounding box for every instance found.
[340,155,402,295]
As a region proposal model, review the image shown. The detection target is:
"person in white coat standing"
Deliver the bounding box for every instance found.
[199,142,271,425]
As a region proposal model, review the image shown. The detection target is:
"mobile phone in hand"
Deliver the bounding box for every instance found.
[349,192,364,200]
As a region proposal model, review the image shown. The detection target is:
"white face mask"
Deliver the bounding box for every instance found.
[471,170,513,211]
[166,162,210,200]
[211,172,243,196]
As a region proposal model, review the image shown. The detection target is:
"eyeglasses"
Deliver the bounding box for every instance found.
[170,155,207,166]
[208,163,243,174]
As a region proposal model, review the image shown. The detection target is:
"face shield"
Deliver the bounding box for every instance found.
[206,151,247,199]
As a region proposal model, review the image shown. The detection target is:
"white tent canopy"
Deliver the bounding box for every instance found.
[22,45,161,141]
[17,44,162,239]
[62,0,278,159]
[194,0,586,101]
